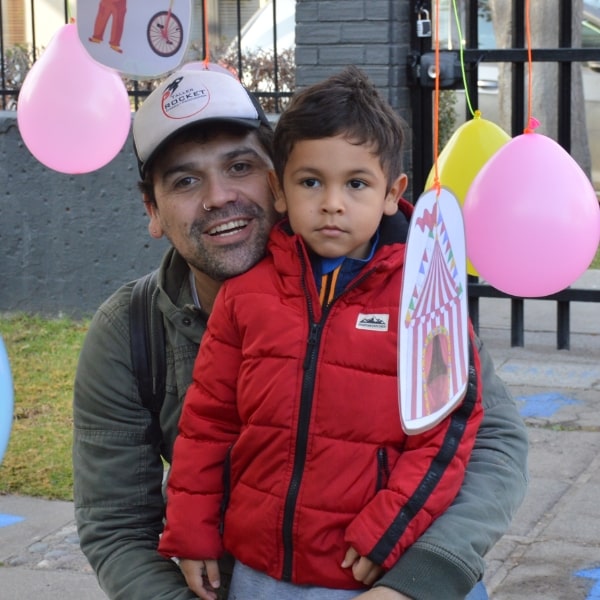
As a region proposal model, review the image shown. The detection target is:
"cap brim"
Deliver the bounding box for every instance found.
[136,116,263,178]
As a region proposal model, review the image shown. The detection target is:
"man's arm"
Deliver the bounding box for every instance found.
[364,336,528,600]
[72,291,197,600]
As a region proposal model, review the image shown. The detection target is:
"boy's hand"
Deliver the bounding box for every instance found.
[179,558,221,600]
[342,546,383,586]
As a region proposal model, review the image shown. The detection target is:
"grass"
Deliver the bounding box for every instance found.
[0,314,89,500]
[592,246,600,269]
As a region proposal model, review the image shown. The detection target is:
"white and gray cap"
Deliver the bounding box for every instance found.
[133,63,270,177]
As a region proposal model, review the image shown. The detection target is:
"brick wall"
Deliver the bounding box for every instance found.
[4,0,26,46]
[294,0,413,193]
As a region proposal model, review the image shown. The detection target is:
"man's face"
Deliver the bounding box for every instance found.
[147,130,279,283]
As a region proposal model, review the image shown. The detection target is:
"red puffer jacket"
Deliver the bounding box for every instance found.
[159,204,483,590]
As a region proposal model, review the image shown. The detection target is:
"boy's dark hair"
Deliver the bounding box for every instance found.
[272,65,407,191]
[138,121,274,206]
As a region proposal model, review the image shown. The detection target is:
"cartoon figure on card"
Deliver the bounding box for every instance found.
[77,0,191,78]
[89,0,127,54]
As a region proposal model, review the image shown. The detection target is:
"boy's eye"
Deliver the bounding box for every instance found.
[301,178,320,188]
[349,179,367,190]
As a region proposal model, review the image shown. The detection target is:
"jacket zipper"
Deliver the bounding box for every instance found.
[281,244,377,581]
[281,318,323,580]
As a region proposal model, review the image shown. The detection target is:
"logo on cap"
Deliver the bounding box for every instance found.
[161,75,210,120]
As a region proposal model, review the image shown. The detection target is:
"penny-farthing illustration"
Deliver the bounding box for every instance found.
[147,1,183,57]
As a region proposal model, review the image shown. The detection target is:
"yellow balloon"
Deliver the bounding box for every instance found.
[425,112,511,275]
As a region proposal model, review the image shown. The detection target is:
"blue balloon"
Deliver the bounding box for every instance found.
[0,336,14,464]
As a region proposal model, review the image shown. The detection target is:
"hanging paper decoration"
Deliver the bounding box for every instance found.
[399,188,469,434]
[76,0,192,78]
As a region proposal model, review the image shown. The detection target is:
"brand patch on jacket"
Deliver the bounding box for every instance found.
[356,313,389,331]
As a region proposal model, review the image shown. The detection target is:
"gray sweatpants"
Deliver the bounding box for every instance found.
[228,560,367,600]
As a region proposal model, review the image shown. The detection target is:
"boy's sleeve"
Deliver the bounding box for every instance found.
[373,335,528,600]
[158,288,242,561]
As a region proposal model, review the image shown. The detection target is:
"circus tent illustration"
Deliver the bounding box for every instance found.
[402,201,468,424]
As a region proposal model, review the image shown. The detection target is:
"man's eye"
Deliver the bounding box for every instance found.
[174,176,196,189]
[231,162,251,175]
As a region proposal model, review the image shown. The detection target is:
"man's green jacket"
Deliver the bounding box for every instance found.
[73,247,528,600]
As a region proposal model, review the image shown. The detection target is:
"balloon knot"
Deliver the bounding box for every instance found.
[473,110,482,119]
[524,116,540,134]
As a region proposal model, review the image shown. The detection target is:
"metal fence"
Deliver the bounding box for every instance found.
[409,0,600,349]
[0,0,294,112]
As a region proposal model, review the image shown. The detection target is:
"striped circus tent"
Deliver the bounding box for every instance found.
[403,202,468,422]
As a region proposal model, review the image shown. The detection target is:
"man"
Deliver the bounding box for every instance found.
[73,64,528,600]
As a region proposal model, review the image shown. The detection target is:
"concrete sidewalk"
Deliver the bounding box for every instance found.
[1,271,599,599]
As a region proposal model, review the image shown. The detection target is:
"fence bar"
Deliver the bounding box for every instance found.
[557,0,572,151]
[510,299,524,347]
[557,301,571,350]
[468,298,480,334]
[468,283,600,349]
[0,1,5,109]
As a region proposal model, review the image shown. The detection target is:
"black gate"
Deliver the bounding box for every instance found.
[0,0,293,112]
[408,0,600,349]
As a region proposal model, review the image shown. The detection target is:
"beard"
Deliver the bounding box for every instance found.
[189,235,269,281]
[180,203,281,282]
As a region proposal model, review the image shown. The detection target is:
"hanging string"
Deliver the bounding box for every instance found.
[432,0,441,194]
[452,0,476,118]
[523,0,537,133]
[203,0,211,66]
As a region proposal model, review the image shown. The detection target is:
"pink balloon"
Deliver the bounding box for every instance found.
[463,132,600,297]
[17,23,131,174]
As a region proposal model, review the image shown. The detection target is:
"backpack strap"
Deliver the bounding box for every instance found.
[129,270,166,416]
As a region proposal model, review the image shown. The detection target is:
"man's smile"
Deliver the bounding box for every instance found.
[206,218,252,237]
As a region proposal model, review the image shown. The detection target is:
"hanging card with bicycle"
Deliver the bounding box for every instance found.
[77,0,192,78]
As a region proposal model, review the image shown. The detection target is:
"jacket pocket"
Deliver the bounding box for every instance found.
[376,447,391,492]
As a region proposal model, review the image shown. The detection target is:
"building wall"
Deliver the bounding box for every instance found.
[0,111,169,317]
[295,0,413,193]
[3,0,26,46]
[295,0,410,98]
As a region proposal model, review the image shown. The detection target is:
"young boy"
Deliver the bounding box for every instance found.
[158,65,483,600]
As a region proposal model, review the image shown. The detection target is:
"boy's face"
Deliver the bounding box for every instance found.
[270,135,407,260]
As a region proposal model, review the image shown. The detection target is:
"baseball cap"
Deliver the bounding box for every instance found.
[133,63,271,177]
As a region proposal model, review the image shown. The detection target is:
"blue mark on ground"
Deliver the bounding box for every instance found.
[516,392,580,418]
[0,513,24,528]
[575,568,600,599]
